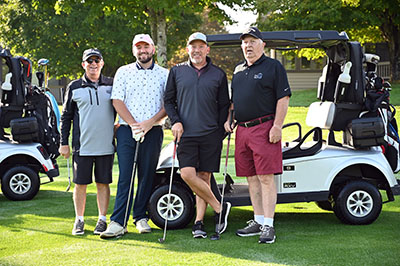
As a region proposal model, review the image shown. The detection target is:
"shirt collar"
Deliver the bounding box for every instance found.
[244,54,266,67]
[188,56,211,71]
[82,74,103,86]
[136,61,155,70]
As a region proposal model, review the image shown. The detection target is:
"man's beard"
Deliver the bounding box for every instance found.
[138,53,153,64]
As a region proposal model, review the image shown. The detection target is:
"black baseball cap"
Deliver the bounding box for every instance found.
[240,27,263,40]
[82,48,103,62]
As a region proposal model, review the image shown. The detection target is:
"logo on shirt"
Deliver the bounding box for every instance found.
[254,73,263,79]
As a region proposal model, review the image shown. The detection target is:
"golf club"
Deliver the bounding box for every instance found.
[211,110,234,241]
[65,157,71,192]
[158,140,177,243]
[123,140,140,229]
[38,58,49,89]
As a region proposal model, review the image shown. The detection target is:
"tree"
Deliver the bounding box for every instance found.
[0,0,148,78]
[0,0,255,77]
[121,0,254,67]
[256,0,400,82]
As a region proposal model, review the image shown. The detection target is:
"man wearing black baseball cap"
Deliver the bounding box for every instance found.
[240,26,263,40]
[60,48,114,236]
[225,26,291,244]
[82,48,103,62]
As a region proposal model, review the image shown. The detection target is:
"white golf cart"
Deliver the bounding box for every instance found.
[0,48,60,200]
[147,30,400,229]
[0,141,59,200]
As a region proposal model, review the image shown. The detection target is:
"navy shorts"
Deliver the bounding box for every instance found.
[177,130,223,173]
[72,154,114,185]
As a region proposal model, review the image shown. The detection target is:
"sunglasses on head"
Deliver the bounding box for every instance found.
[86,58,101,64]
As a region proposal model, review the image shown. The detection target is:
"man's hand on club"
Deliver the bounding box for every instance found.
[171,122,184,143]
[224,120,235,133]
[59,145,70,159]
[131,125,145,143]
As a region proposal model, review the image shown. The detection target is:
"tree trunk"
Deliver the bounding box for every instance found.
[148,9,157,45]
[380,11,400,82]
[156,10,167,68]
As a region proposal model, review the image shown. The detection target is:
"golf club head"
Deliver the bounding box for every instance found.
[38,58,49,66]
[210,233,220,240]
[36,71,44,87]
[158,238,165,243]
[65,184,71,192]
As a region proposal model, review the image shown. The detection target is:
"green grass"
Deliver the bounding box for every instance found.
[1,88,400,265]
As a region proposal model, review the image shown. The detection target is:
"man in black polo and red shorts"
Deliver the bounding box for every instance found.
[225,27,291,244]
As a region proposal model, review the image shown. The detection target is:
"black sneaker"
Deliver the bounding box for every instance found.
[192,221,207,238]
[258,225,276,244]
[214,202,231,234]
[93,219,107,235]
[236,220,262,237]
[72,220,84,236]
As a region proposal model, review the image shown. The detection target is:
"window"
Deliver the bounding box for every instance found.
[274,50,326,71]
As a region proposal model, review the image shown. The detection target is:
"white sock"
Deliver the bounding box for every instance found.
[254,215,264,225]
[263,217,274,227]
[76,216,84,222]
[99,215,107,222]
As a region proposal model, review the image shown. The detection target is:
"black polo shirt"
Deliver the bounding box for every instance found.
[231,54,291,122]
[164,57,230,137]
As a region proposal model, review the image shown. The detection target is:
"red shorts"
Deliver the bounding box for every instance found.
[235,119,282,176]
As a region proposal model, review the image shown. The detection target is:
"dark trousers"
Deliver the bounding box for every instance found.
[110,125,163,226]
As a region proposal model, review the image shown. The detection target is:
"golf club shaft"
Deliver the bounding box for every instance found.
[217,110,234,233]
[123,141,140,228]
[44,65,48,89]
[217,132,231,231]
[66,157,71,192]
[161,141,177,242]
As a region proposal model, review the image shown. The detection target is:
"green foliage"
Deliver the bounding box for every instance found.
[0,0,148,78]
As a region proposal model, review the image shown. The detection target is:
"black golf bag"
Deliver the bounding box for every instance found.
[0,47,60,160]
[316,41,399,172]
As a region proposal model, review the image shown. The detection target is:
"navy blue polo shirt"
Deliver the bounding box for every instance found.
[231,54,291,122]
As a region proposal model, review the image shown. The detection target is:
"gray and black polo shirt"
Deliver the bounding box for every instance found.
[60,74,115,156]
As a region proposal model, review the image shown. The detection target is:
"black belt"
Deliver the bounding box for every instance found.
[238,116,274,128]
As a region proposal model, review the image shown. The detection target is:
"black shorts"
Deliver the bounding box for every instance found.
[177,130,223,173]
[72,154,114,185]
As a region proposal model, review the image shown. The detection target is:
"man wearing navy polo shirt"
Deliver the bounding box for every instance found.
[225,27,291,244]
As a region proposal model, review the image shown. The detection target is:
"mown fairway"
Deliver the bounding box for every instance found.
[1,87,400,265]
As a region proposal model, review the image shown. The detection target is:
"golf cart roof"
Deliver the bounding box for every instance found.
[207,30,349,49]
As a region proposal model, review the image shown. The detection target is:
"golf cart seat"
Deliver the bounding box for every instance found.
[282,101,335,159]
[282,127,323,160]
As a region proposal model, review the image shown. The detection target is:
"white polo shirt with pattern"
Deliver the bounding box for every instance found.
[111,62,169,124]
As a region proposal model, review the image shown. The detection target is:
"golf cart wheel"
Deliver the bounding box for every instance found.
[148,183,195,229]
[1,166,40,201]
[315,200,333,211]
[333,180,382,225]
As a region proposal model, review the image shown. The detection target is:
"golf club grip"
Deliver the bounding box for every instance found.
[172,140,177,159]
[229,109,234,127]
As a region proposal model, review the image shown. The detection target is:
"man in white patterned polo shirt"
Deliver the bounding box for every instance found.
[101,34,169,239]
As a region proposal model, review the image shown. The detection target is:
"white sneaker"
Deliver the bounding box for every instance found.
[136,218,151,233]
[100,221,127,239]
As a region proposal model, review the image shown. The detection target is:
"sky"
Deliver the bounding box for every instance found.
[217,4,258,33]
